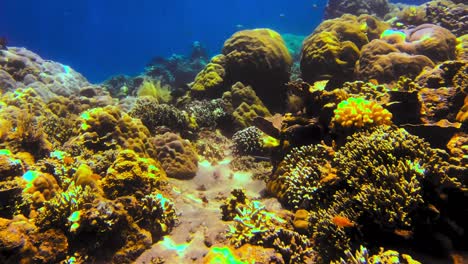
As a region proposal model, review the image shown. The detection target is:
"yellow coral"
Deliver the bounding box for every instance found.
[332,97,392,128]
[136,79,172,103]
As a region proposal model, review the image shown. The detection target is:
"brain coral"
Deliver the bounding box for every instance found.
[151,132,198,180]
[401,24,457,63]
[300,15,389,84]
[222,28,292,111]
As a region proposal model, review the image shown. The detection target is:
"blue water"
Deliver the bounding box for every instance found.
[1,0,327,83]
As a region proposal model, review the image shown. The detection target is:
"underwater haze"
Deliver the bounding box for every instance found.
[1,0,325,82]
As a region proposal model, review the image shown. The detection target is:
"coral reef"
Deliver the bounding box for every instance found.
[150,132,198,180]
[393,0,467,37]
[0,215,68,263]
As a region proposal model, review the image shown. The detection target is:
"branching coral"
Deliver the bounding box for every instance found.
[334,126,438,229]
[231,126,279,156]
[331,245,421,264]
[129,97,190,134]
[332,97,392,129]
[267,144,336,209]
[137,192,177,241]
[34,185,97,232]
[183,99,228,129]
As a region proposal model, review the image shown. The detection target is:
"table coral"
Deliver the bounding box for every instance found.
[332,97,392,129]
[151,132,198,180]
[101,149,167,199]
[222,28,292,111]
